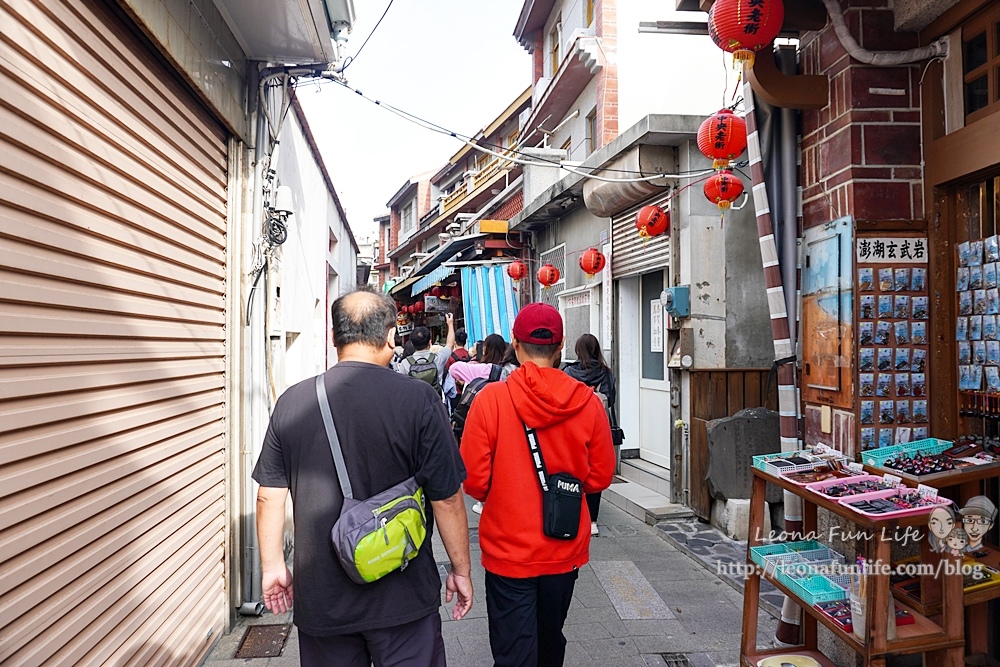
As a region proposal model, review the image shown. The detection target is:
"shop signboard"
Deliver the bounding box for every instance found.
[424,296,450,313]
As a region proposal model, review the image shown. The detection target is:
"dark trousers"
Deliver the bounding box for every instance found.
[586,492,602,523]
[485,569,578,667]
[299,611,446,667]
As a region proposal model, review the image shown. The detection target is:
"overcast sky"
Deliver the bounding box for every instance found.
[298,0,530,242]
[298,2,724,244]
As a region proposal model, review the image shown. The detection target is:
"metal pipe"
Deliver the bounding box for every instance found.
[779,47,798,353]
[821,0,948,66]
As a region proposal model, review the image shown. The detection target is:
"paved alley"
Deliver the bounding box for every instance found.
[205,497,777,667]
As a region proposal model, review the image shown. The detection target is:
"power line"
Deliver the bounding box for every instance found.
[340,0,394,71]
[314,77,723,183]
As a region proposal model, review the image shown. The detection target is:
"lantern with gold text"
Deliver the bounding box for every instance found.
[704,169,745,219]
[537,264,560,289]
[707,0,784,70]
[697,109,747,170]
[579,248,607,279]
[507,260,528,282]
[635,205,670,242]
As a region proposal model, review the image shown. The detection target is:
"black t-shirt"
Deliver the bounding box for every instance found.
[252,361,466,636]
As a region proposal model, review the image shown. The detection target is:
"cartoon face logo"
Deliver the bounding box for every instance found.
[945,527,969,556]
[959,495,997,551]
[927,506,956,553]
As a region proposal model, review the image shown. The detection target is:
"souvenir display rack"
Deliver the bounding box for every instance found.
[740,466,965,667]
[856,236,931,451]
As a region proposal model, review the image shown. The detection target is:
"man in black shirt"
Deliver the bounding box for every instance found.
[253,287,472,667]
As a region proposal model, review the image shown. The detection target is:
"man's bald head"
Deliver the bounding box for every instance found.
[331,287,397,350]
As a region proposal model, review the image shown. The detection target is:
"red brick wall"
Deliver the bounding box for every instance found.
[800,2,922,229]
[389,209,400,259]
[489,190,524,221]
[595,0,618,148]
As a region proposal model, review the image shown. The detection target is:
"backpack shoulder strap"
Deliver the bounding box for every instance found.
[488,364,503,382]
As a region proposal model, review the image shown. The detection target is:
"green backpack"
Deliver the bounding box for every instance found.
[315,376,428,584]
[406,352,441,395]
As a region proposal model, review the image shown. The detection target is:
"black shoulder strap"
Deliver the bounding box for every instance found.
[509,384,549,492]
[523,423,549,493]
[488,364,503,382]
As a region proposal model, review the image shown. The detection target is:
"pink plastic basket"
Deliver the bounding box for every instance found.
[838,488,952,520]
[804,475,897,498]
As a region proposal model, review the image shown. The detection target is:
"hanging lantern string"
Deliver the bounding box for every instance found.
[500,171,718,271]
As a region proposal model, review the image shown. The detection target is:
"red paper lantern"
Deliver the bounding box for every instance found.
[430,286,442,297]
[414,301,424,313]
[635,205,670,241]
[537,264,560,288]
[579,248,607,279]
[507,260,528,281]
[697,109,747,170]
[704,169,745,211]
[708,0,784,70]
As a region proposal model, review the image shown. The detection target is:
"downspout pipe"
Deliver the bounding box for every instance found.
[821,0,949,65]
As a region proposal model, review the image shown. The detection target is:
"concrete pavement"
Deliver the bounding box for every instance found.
[204,497,778,666]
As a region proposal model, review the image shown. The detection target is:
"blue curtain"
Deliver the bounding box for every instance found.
[460,266,519,344]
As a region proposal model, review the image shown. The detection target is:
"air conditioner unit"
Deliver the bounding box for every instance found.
[660,286,690,318]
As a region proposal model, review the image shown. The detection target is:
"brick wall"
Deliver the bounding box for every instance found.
[489,190,524,221]
[389,209,400,264]
[533,32,544,83]
[800,2,923,228]
[595,0,618,148]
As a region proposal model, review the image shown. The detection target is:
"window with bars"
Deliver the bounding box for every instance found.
[539,244,566,308]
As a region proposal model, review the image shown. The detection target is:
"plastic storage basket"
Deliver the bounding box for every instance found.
[749,540,825,568]
[861,438,952,468]
[777,569,849,605]
[752,450,851,477]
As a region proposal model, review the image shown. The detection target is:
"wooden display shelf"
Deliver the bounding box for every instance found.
[741,467,965,667]
[760,567,960,656]
[862,460,1000,487]
[892,543,1000,614]
[741,647,838,667]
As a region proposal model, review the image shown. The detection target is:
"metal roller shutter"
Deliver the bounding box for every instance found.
[611,191,672,279]
[0,0,229,664]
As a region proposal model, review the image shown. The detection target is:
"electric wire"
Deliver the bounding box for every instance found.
[340,0,394,71]
[314,77,721,183]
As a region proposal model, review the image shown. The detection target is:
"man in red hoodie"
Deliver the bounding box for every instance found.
[461,302,616,667]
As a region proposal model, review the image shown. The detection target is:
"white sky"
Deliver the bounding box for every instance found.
[298,2,725,243]
[299,0,531,242]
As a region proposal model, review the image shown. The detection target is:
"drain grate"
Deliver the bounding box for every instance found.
[660,654,693,667]
[234,624,291,659]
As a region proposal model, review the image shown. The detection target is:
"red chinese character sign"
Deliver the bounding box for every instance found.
[537,264,560,289]
[708,0,785,70]
[579,248,607,279]
[635,205,670,241]
[697,109,747,169]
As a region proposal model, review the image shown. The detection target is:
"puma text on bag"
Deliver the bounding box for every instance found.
[406,352,441,395]
[316,376,428,584]
[523,424,583,540]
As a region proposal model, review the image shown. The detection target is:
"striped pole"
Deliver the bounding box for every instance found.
[743,79,804,635]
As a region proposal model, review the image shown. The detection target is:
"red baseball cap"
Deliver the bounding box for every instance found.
[512,302,564,345]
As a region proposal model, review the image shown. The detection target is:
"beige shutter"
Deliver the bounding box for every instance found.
[611,191,672,279]
[0,0,230,664]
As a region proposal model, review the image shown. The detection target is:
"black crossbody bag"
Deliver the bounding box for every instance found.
[522,422,584,540]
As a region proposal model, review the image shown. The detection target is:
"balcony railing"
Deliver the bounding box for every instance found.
[441,184,467,213]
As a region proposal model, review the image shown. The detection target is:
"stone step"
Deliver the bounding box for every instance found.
[605,479,694,526]
[619,458,672,498]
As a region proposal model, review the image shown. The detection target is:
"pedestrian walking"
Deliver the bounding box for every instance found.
[253,287,473,667]
[460,303,616,667]
[397,315,456,396]
[562,333,618,537]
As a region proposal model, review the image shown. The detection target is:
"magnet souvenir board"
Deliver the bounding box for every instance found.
[857,236,930,451]
[957,236,1000,399]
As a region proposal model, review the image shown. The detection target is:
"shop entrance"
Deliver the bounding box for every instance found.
[618,271,672,469]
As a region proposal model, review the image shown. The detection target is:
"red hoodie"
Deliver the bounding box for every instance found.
[461,362,616,577]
